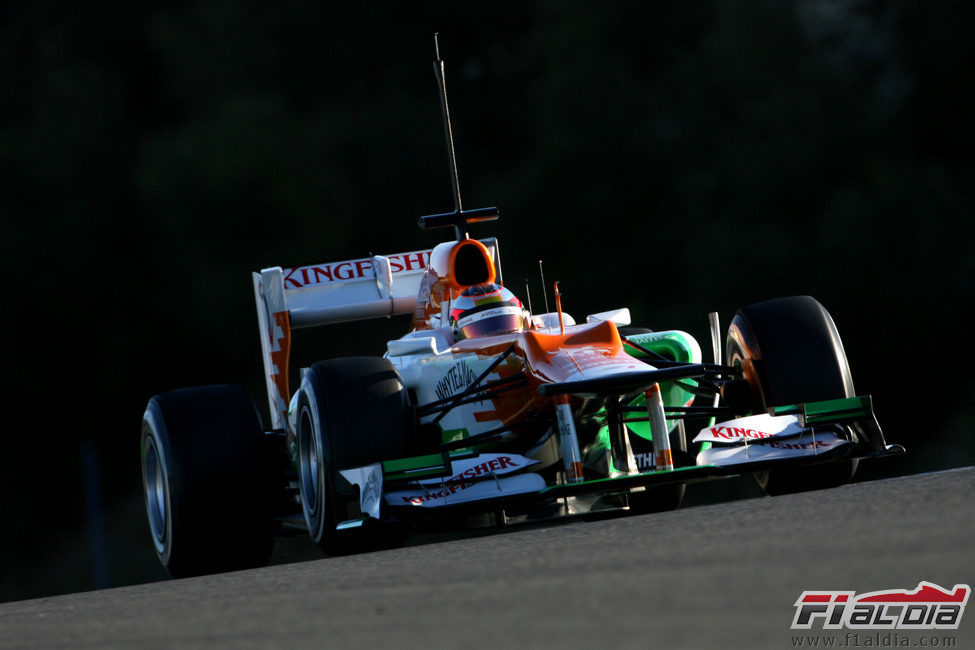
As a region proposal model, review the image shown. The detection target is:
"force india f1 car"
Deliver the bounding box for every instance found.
[140,43,904,577]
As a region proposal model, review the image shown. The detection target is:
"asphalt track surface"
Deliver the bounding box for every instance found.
[2,467,973,649]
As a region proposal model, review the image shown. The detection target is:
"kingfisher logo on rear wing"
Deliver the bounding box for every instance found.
[283,250,431,290]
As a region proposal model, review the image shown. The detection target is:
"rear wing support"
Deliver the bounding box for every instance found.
[253,239,501,430]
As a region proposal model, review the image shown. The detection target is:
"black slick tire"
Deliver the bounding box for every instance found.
[141,385,274,577]
[726,296,858,495]
[296,357,411,554]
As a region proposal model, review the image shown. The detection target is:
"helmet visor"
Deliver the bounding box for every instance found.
[456,305,525,339]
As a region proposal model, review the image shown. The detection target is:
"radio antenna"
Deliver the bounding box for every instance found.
[434,33,463,218]
[417,34,499,240]
[554,282,565,334]
[539,260,550,314]
[524,280,533,314]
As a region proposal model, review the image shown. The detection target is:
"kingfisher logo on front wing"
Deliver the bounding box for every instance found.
[791,581,969,630]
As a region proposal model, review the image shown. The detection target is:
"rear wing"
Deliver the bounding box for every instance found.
[253,238,501,430]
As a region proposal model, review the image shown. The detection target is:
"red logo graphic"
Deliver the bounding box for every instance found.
[792,582,969,630]
[283,252,429,289]
[708,426,775,440]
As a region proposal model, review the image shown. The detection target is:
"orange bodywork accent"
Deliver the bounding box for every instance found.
[570,461,584,480]
[439,333,547,428]
[417,321,639,434]
[517,320,628,386]
[443,239,495,293]
[270,310,291,403]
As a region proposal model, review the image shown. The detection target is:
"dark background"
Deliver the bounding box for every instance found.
[1,1,972,603]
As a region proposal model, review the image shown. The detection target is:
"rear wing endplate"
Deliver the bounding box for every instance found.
[253,238,501,430]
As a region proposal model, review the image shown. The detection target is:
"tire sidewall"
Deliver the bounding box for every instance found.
[294,357,412,553]
[141,400,176,566]
[139,384,273,576]
[297,380,331,545]
[726,296,854,411]
[726,320,768,414]
[724,296,859,494]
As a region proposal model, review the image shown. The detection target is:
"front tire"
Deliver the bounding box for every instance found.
[296,357,412,554]
[726,296,858,495]
[141,385,274,577]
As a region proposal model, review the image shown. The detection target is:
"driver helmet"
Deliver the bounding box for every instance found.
[450,283,526,340]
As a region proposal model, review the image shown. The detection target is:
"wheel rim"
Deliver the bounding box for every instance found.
[143,434,169,550]
[298,405,320,517]
[727,325,766,413]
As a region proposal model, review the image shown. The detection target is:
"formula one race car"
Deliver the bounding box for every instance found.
[140,42,904,577]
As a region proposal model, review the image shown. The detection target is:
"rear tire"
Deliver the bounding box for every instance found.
[726,296,858,495]
[296,357,412,554]
[141,385,274,577]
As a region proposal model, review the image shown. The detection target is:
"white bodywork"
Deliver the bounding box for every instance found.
[693,413,806,444]
[695,413,852,467]
[341,454,546,511]
[253,239,501,430]
[386,474,546,507]
[382,453,543,508]
[696,431,852,466]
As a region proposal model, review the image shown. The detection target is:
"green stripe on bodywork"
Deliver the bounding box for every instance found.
[382,449,479,482]
[621,331,701,441]
[624,331,699,365]
[382,453,450,481]
[769,396,873,423]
